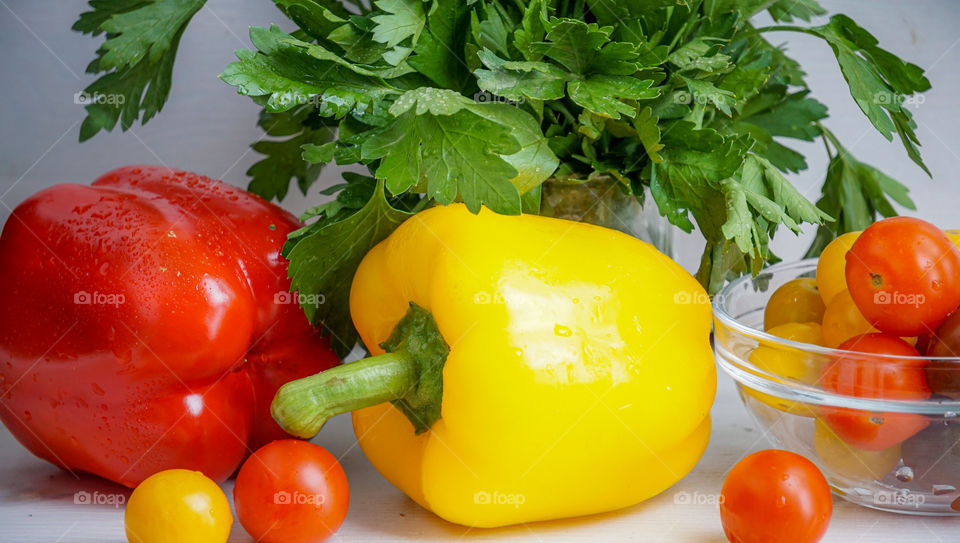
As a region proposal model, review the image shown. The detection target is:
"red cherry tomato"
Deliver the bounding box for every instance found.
[720,449,832,543]
[234,440,349,543]
[819,334,930,450]
[845,217,960,336]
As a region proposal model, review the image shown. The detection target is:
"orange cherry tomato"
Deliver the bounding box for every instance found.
[819,334,931,451]
[816,231,861,305]
[747,322,825,416]
[845,217,960,336]
[720,449,832,543]
[764,278,826,330]
[813,419,900,481]
[821,290,877,349]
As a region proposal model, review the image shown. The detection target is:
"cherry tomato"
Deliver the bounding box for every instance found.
[819,334,931,450]
[764,278,826,330]
[813,419,900,481]
[234,440,349,543]
[821,290,877,348]
[747,323,825,416]
[845,217,960,336]
[816,231,861,305]
[719,449,832,543]
[125,469,232,543]
[923,309,960,398]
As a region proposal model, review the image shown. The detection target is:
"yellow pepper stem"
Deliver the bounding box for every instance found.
[271,351,417,438]
[271,302,449,438]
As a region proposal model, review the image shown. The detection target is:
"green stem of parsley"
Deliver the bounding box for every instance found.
[754,25,822,37]
[817,123,835,160]
[546,101,577,125]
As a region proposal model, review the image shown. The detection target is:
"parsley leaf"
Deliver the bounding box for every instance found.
[284,180,411,356]
[371,0,426,48]
[273,0,352,42]
[633,106,665,164]
[406,0,473,91]
[73,0,148,36]
[569,76,659,119]
[587,0,687,26]
[220,25,402,114]
[478,18,660,120]
[762,15,931,173]
[513,0,549,57]
[805,127,915,257]
[246,106,336,202]
[721,154,830,259]
[649,122,750,233]
[684,77,737,116]
[361,88,524,214]
[73,0,205,141]
[741,89,828,141]
[75,0,934,300]
[768,0,826,23]
[669,38,732,74]
[475,50,566,101]
[651,121,828,287]
[530,19,638,75]
[468,102,560,195]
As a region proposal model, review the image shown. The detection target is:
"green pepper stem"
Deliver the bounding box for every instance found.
[271,351,417,438]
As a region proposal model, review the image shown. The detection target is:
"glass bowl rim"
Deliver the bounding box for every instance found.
[712,258,960,363]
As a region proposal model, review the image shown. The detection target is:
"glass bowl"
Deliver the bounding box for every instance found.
[714,259,960,515]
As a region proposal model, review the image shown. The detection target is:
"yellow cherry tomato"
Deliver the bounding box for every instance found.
[125,469,232,543]
[821,290,878,349]
[746,322,825,416]
[763,278,826,331]
[813,419,900,481]
[816,231,861,305]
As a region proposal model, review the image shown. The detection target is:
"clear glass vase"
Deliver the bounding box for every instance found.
[539,177,674,258]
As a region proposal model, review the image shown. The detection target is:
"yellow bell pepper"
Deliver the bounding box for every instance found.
[272,204,716,527]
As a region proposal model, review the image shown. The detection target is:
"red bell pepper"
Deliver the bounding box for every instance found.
[0,165,339,487]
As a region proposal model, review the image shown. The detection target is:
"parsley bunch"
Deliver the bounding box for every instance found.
[74,0,931,354]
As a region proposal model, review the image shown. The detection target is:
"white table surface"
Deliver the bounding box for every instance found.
[2,373,958,542]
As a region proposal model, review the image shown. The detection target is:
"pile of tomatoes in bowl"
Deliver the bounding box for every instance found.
[714,216,960,515]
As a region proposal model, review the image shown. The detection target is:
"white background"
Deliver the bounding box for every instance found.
[1,0,959,541]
